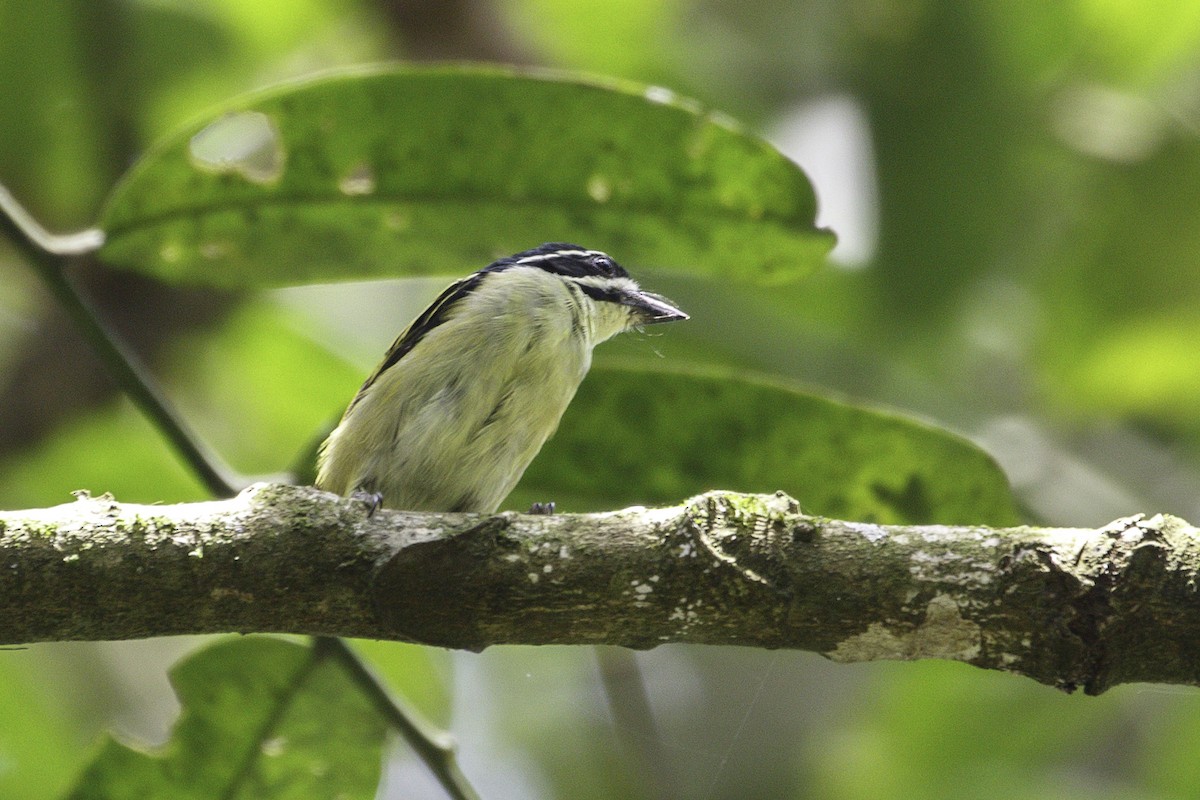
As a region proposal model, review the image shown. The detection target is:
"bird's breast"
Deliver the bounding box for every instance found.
[375,310,590,511]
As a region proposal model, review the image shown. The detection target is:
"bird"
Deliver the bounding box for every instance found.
[315,242,687,514]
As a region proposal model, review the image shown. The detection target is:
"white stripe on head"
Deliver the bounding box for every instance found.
[572,273,638,293]
[513,249,606,265]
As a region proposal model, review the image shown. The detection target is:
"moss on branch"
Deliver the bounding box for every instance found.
[1,484,1196,694]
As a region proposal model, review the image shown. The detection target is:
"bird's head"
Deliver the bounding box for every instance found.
[496,243,688,340]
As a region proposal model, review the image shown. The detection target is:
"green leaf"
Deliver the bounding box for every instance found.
[66,637,385,800]
[510,365,1019,525]
[97,65,833,287]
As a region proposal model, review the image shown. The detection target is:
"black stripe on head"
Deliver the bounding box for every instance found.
[505,242,630,281]
[576,282,627,304]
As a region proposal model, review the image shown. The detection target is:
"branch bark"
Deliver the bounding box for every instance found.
[3,484,1197,695]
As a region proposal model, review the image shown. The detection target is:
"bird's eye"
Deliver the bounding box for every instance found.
[589,254,614,274]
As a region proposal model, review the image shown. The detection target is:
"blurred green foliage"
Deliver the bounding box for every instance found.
[67,638,387,800]
[3,0,1200,798]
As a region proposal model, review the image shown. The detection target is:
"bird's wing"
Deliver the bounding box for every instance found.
[346,270,488,412]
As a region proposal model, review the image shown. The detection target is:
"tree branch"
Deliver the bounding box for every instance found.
[2,484,1196,695]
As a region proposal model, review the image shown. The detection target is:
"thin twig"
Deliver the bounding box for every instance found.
[2,183,476,795]
[315,637,481,800]
[0,183,241,497]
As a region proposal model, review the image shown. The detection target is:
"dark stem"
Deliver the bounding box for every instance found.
[316,637,481,800]
[0,184,241,497]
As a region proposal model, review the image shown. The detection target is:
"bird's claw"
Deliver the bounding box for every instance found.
[351,489,384,517]
[528,502,556,515]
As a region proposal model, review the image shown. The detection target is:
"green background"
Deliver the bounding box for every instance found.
[4,0,1200,798]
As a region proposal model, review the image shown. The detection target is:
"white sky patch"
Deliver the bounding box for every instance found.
[767,94,879,267]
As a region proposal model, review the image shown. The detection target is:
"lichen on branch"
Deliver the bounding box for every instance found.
[0,484,1197,695]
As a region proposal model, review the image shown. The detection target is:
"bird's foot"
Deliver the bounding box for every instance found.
[528,501,556,515]
[351,489,384,517]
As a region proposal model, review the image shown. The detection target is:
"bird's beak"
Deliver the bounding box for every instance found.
[625,290,688,325]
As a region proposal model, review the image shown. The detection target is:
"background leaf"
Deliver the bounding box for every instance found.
[8,1,1200,799]
[98,65,834,288]
[511,365,1018,525]
[66,637,385,800]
